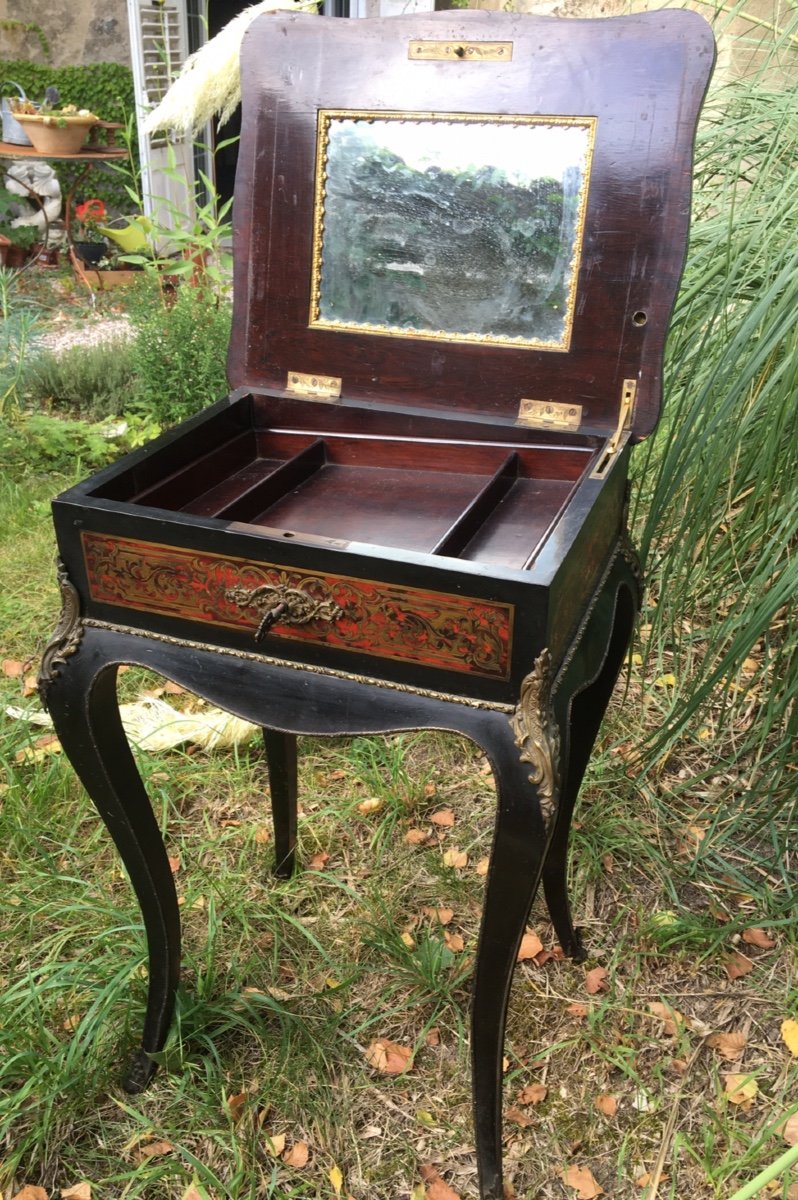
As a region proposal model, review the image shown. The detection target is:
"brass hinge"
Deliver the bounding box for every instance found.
[590,378,637,479]
[408,40,513,62]
[516,399,583,430]
[286,371,342,402]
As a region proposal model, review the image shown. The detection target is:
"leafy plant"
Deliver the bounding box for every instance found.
[0,266,39,416]
[631,18,798,825]
[128,281,231,427]
[0,19,51,62]
[24,339,136,420]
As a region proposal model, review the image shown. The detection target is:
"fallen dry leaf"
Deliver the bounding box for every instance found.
[227,1091,247,1122]
[61,1186,91,1200]
[560,1164,604,1198]
[254,826,271,844]
[648,1001,685,1037]
[518,1082,547,1105]
[725,950,754,980]
[133,1140,174,1162]
[426,1027,441,1046]
[781,1019,798,1057]
[405,828,429,845]
[13,1189,49,1200]
[707,1030,747,1061]
[444,931,465,953]
[3,658,25,677]
[262,1131,286,1156]
[635,1173,653,1189]
[308,852,330,871]
[357,797,382,815]
[424,906,454,925]
[365,1039,414,1075]
[506,1105,533,1127]
[168,853,181,873]
[584,966,608,995]
[594,1094,618,1117]
[742,926,775,949]
[442,847,468,869]
[517,930,543,962]
[566,1002,589,1019]
[180,1187,206,1200]
[724,1073,759,1108]
[781,1113,798,1146]
[475,857,490,876]
[283,1139,310,1168]
[401,931,415,948]
[430,808,455,827]
[420,1164,461,1200]
[329,1165,343,1195]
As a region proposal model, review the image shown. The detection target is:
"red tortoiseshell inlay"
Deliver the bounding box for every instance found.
[81,532,513,679]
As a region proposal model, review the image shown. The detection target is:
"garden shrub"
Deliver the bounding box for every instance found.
[0,412,122,473]
[129,283,232,427]
[25,340,137,420]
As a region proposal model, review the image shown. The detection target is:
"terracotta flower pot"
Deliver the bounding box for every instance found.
[14,113,98,155]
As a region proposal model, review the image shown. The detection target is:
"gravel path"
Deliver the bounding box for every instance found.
[36,317,134,354]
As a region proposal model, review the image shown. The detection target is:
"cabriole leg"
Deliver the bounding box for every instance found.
[263,729,298,878]
[544,584,638,961]
[470,716,554,1200]
[44,648,181,1093]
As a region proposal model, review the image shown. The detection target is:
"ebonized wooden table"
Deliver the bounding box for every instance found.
[39,11,714,1197]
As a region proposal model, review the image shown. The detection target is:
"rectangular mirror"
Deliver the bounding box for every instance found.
[309,110,596,351]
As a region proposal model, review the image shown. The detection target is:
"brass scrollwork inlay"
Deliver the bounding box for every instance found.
[509,649,560,827]
[226,582,343,642]
[38,562,84,706]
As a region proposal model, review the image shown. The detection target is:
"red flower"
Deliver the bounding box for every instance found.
[75,198,106,222]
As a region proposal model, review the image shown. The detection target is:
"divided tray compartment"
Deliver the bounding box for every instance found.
[88,400,598,570]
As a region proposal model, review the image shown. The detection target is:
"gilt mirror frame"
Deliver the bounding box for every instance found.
[309,109,597,352]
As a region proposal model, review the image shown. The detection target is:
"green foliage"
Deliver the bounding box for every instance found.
[0,411,121,473]
[0,267,40,415]
[25,340,136,420]
[0,60,137,214]
[128,283,232,427]
[0,19,51,62]
[0,185,39,250]
[632,22,798,819]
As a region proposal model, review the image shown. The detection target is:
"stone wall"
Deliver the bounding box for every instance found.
[0,0,129,68]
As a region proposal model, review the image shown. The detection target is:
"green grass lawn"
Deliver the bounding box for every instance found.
[0,452,795,1200]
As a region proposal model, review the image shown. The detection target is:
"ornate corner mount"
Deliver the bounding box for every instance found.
[226,581,343,643]
[509,649,561,828]
[38,562,84,707]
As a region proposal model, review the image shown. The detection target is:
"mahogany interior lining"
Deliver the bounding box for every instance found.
[96,419,596,569]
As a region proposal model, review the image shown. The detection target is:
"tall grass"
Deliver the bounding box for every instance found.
[632,6,798,826]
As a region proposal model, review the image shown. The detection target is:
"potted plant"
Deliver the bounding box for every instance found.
[0,182,41,267]
[72,198,108,266]
[12,99,98,155]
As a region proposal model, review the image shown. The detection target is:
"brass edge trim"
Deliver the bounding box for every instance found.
[38,561,84,705]
[509,648,560,827]
[81,619,515,713]
[309,109,597,353]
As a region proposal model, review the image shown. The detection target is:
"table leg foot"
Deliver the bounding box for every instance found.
[263,729,298,878]
[123,1047,158,1094]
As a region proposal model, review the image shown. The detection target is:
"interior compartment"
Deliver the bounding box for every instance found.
[88,396,599,569]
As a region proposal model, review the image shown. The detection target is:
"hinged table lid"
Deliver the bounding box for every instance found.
[229,9,714,440]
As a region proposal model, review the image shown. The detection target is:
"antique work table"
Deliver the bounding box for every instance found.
[40,11,714,1198]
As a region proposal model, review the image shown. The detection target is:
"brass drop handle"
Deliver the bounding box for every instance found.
[225,582,343,643]
[255,602,287,642]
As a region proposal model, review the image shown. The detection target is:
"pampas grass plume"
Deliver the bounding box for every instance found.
[142,0,315,137]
